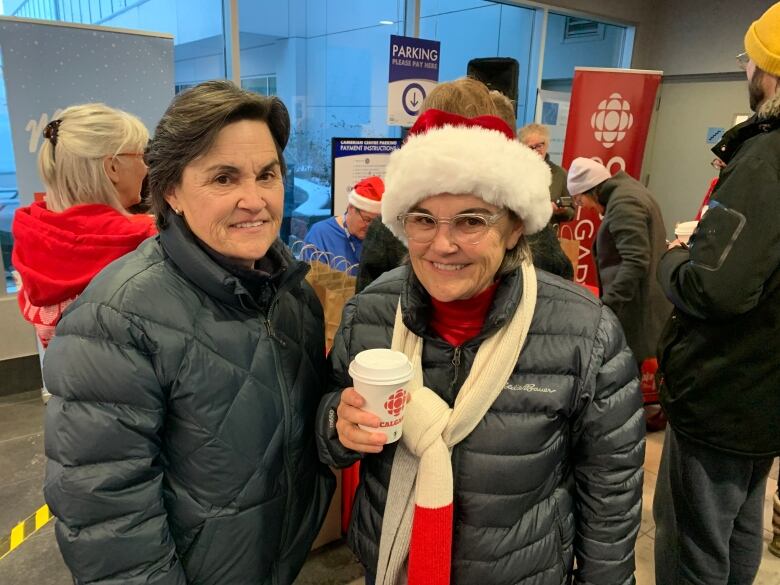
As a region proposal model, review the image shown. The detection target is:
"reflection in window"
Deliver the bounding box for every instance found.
[242,75,277,97]
[0,0,226,293]
[237,0,405,247]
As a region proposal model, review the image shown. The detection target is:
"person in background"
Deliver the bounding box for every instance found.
[567,157,671,366]
[653,3,780,580]
[317,109,644,585]
[518,123,575,223]
[11,103,156,403]
[490,93,574,279]
[304,175,384,268]
[43,81,334,585]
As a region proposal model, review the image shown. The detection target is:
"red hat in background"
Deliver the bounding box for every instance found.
[348,176,385,214]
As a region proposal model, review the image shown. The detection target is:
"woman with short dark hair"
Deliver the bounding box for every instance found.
[43,80,335,585]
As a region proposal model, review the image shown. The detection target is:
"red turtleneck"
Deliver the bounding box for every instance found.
[429,281,500,347]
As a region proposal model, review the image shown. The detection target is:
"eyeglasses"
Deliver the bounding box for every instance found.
[527,142,547,152]
[736,52,750,71]
[398,210,506,245]
[355,208,378,224]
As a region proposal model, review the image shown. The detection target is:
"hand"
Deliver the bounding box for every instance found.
[551,201,561,214]
[667,238,686,250]
[336,387,388,454]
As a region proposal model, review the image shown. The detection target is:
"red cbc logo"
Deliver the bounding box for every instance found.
[384,389,406,417]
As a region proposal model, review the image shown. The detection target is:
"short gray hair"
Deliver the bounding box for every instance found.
[38,103,149,213]
[147,80,290,229]
[517,123,550,144]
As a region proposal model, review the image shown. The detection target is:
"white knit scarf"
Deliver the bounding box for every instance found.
[375,259,537,585]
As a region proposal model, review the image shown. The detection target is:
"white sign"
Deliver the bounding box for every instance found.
[387,35,440,127]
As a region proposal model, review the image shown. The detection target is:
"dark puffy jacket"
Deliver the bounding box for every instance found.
[658,94,780,457]
[593,172,672,363]
[317,266,644,585]
[43,214,335,585]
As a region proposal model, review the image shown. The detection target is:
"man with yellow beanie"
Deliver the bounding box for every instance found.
[653,3,780,583]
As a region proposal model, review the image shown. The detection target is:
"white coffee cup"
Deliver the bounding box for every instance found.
[675,220,699,244]
[348,348,413,443]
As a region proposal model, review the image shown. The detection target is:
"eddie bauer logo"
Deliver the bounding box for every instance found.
[591,92,634,148]
[505,383,557,394]
[381,389,406,427]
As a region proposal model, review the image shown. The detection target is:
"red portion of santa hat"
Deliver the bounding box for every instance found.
[348,175,385,214]
[409,108,516,141]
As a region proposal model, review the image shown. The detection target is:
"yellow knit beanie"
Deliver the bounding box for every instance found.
[745,2,780,77]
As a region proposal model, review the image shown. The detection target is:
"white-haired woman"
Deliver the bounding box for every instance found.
[12,103,155,401]
[317,109,645,585]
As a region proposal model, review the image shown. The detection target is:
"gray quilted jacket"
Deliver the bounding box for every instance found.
[43,213,335,585]
[317,266,644,585]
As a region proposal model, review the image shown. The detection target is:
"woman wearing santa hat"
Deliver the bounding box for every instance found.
[316,109,644,585]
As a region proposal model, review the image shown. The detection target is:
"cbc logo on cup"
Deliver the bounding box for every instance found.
[384,389,406,417]
[590,92,634,148]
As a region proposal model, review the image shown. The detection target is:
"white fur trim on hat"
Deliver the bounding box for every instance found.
[381,125,552,241]
[566,157,611,196]
[348,189,382,214]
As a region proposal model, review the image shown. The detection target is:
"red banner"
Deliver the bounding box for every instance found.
[559,67,662,286]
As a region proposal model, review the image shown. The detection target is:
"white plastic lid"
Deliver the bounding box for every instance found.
[675,220,699,235]
[349,349,412,384]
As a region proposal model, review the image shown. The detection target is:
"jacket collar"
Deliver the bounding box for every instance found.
[713,95,780,164]
[596,171,631,208]
[159,209,307,310]
[399,264,524,346]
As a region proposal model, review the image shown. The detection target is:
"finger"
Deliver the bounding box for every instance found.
[341,387,365,408]
[337,401,381,428]
[337,420,386,453]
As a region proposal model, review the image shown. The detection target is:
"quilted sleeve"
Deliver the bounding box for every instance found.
[571,305,645,585]
[43,301,186,585]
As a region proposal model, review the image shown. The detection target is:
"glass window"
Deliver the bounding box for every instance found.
[419,0,538,125]
[539,12,632,163]
[237,0,406,247]
[0,0,226,293]
[0,52,18,293]
[541,12,630,92]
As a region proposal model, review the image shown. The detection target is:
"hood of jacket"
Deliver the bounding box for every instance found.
[12,201,156,306]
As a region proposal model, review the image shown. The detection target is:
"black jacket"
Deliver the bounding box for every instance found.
[657,93,780,457]
[593,172,672,362]
[317,266,644,585]
[43,212,335,585]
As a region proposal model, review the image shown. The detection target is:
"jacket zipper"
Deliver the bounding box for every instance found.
[448,345,463,542]
[447,346,462,398]
[262,270,304,584]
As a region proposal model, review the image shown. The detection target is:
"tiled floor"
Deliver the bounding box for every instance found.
[1,389,779,584]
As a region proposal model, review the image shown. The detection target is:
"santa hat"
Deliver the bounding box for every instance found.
[566,157,611,196]
[382,109,552,241]
[348,176,384,214]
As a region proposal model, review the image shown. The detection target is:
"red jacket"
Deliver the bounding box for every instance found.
[12,201,156,346]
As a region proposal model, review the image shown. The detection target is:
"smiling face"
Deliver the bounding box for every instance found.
[407,193,523,302]
[165,119,283,268]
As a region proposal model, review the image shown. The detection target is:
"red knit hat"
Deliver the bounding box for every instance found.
[348,176,384,214]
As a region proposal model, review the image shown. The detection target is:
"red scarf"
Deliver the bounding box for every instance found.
[12,202,156,346]
[429,281,499,347]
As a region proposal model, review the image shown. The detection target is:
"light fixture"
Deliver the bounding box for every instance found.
[379,20,394,25]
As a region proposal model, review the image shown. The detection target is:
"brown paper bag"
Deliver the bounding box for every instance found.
[297,243,357,351]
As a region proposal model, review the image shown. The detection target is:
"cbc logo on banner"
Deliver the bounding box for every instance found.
[590,93,634,148]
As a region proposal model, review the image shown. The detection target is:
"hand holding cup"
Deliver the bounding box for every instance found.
[336,387,388,453]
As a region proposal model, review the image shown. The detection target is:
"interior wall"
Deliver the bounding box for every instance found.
[646,78,750,238]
